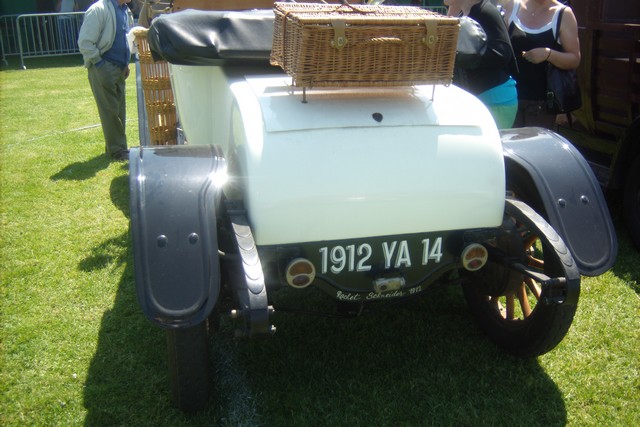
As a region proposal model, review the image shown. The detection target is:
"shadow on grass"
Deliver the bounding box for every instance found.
[81,175,567,426]
[227,290,568,426]
[50,154,111,181]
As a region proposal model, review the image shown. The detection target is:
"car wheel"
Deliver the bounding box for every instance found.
[623,155,640,250]
[462,199,580,357]
[166,321,210,412]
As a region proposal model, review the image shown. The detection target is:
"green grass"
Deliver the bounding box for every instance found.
[1,56,639,426]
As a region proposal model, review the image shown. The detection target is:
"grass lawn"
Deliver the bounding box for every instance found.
[1,55,639,426]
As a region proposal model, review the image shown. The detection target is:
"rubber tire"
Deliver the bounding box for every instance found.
[623,155,640,250]
[463,200,580,358]
[166,321,211,412]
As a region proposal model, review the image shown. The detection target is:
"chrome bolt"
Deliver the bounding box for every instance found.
[156,235,168,247]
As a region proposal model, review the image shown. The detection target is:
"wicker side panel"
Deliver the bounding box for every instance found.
[133,29,177,146]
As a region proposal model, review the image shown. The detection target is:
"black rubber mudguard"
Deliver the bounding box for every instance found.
[501,127,617,276]
[129,145,226,327]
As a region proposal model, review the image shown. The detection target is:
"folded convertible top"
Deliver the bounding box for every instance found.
[147,9,275,65]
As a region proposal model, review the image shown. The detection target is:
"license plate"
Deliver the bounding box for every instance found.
[316,236,444,275]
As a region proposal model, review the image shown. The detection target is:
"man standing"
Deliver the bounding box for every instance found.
[78,0,133,161]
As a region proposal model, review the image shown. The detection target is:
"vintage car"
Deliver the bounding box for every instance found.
[129,6,617,411]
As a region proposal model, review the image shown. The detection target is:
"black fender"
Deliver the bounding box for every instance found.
[501,127,617,276]
[129,144,226,327]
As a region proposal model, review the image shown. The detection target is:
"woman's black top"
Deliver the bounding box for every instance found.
[509,5,563,101]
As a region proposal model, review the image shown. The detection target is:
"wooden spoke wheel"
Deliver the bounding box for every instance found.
[463,199,581,357]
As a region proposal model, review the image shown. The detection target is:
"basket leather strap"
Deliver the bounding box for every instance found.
[331,19,348,50]
[423,19,439,49]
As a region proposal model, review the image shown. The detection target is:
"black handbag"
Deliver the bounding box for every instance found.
[546,65,581,114]
[545,7,582,114]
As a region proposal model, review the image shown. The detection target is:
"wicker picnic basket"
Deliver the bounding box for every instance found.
[270,2,460,88]
[132,28,177,146]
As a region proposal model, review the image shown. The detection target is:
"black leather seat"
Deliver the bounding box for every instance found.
[147,9,275,65]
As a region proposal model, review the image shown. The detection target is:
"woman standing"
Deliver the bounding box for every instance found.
[445,0,518,129]
[499,0,580,128]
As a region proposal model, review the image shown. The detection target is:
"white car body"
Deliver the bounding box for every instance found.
[170,65,505,245]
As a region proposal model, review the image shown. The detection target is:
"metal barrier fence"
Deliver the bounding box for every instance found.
[0,14,18,65]
[0,12,85,69]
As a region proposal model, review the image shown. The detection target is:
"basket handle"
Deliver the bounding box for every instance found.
[331,1,375,15]
[364,37,404,45]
